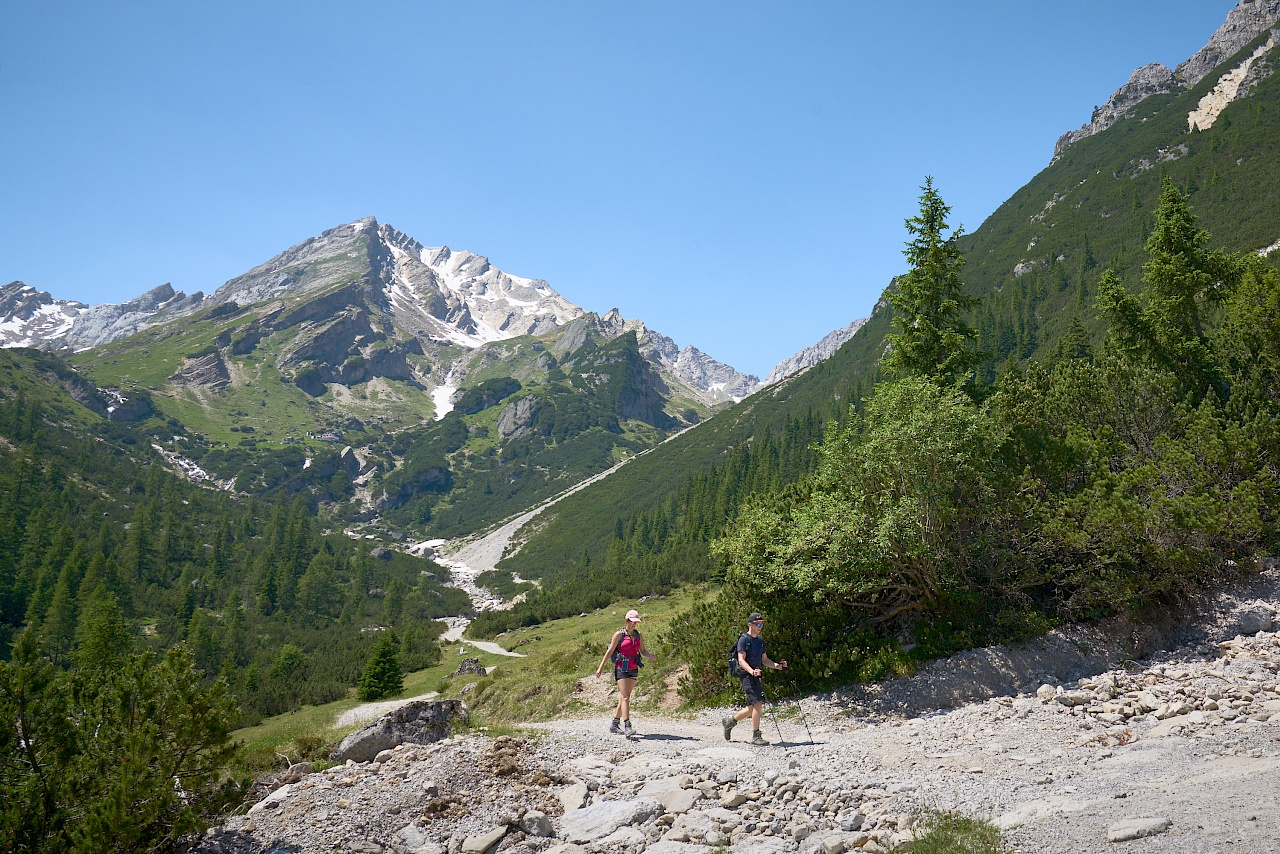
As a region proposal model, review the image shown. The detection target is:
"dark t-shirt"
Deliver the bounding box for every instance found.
[736,633,765,671]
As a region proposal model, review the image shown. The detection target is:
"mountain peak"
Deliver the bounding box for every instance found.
[1053,0,1280,159]
[764,317,868,386]
[1177,0,1280,86]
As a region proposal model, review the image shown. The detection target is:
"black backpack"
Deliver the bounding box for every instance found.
[727,633,749,678]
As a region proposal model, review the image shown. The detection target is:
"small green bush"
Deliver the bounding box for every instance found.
[909,810,1009,853]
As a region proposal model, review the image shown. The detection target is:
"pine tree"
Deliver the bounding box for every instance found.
[356,631,402,701]
[297,552,339,619]
[39,567,77,665]
[73,585,132,670]
[882,177,982,386]
[1098,176,1241,402]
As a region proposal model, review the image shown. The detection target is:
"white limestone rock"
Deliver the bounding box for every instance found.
[559,797,663,843]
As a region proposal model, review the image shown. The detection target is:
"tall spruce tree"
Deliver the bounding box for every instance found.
[1097,176,1242,402]
[882,177,982,386]
[356,631,402,702]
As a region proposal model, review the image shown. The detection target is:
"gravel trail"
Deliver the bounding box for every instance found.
[203,569,1280,854]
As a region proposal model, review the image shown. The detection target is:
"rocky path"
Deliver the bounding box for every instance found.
[408,435,682,639]
[200,571,1280,854]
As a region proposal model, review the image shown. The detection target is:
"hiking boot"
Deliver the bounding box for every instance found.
[609,719,623,735]
[721,715,737,741]
[751,731,770,746]
[622,720,636,737]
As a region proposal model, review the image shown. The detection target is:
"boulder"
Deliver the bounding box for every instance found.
[656,787,699,814]
[329,700,467,763]
[559,797,663,843]
[520,810,553,837]
[1106,816,1172,842]
[453,658,487,677]
[461,825,507,854]
[1233,603,1275,635]
[557,783,588,812]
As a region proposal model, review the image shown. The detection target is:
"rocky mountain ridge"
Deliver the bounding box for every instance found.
[1053,0,1280,158]
[2,218,761,408]
[0,281,84,347]
[763,318,867,386]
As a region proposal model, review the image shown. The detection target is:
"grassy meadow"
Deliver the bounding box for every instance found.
[233,585,708,771]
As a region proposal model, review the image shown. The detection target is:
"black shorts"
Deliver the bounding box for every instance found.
[740,674,764,705]
[614,664,639,681]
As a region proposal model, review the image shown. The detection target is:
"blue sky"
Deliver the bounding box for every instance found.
[1,1,1237,377]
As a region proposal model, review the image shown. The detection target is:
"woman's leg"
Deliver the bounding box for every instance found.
[617,676,635,721]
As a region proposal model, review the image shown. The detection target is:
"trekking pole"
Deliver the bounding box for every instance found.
[792,697,815,745]
[761,688,786,747]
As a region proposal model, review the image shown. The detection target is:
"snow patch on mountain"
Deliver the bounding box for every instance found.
[0,282,85,347]
[432,370,459,421]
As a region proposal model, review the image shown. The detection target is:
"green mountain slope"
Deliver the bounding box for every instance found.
[71,273,703,536]
[497,30,1280,600]
[963,28,1280,373]
[0,347,466,726]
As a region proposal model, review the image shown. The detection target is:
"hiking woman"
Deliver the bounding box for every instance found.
[594,609,656,736]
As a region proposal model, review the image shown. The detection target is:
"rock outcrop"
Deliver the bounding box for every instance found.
[0,281,85,348]
[1053,0,1280,160]
[1188,30,1278,130]
[61,283,205,351]
[764,318,868,386]
[1053,63,1176,159]
[171,351,231,391]
[550,308,760,405]
[329,700,469,763]
[1175,0,1280,87]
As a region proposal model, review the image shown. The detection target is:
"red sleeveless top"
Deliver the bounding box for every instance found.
[617,631,642,667]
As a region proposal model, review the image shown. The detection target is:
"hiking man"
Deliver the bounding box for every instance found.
[594,608,656,736]
[723,611,787,745]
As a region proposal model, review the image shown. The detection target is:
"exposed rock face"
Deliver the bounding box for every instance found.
[1053,63,1176,158]
[61,283,204,351]
[1176,0,1280,86]
[208,217,585,351]
[0,281,85,348]
[103,389,154,422]
[672,345,759,402]
[559,308,760,404]
[1188,31,1278,130]
[329,699,468,763]
[497,396,539,439]
[4,219,758,409]
[1053,0,1280,159]
[764,318,868,386]
[171,351,231,391]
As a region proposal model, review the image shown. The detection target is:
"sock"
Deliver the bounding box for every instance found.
[753,730,762,736]
[612,718,620,725]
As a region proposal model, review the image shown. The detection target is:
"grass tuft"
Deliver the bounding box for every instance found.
[908,810,1010,854]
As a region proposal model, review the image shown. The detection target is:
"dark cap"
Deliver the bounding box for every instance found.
[748,612,764,623]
